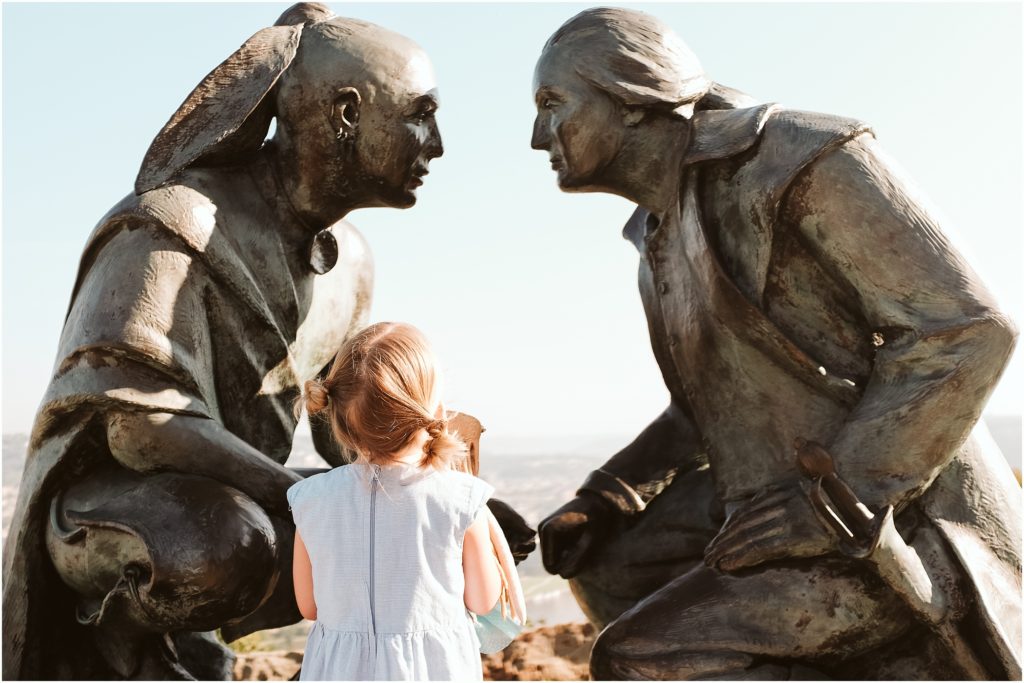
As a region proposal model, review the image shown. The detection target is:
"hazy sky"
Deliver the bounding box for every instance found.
[3,2,1021,442]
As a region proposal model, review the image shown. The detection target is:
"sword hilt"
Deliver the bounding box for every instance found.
[794,438,877,547]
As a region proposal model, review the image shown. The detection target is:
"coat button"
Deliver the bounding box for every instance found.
[668,334,678,348]
[658,282,669,294]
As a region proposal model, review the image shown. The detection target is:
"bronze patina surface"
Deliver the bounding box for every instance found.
[533,7,1020,680]
[2,3,452,678]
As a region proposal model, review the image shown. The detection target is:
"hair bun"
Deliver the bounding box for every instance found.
[274,2,335,27]
[304,379,331,415]
[426,418,447,438]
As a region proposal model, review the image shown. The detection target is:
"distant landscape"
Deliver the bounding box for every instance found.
[3,414,1019,645]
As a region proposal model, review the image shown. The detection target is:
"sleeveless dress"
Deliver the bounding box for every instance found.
[286,461,495,681]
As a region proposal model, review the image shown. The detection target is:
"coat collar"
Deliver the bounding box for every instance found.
[623,101,779,250]
[684,103,780,165]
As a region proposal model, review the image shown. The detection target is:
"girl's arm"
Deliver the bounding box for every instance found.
[462,511,503,614]
[293,531,317,621]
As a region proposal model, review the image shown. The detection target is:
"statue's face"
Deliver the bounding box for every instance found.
[531,50,624,191]
[354,49,443,209]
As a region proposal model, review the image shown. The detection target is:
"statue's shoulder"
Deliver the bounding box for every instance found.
[759,107,873,153]
[688,104,871,170]
[744,108,874,216]
[698,105,874,217]
[92,170,228,253]
[70,171,246,315]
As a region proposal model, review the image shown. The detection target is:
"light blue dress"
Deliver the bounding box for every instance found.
[286,461,495,681]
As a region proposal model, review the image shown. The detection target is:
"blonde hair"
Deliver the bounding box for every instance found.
[297,322,467,469]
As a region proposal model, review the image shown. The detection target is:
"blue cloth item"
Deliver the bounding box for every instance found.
[473,601,526,655]
[287,462,496,681]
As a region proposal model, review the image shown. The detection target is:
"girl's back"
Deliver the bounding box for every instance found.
[288,461,494,680]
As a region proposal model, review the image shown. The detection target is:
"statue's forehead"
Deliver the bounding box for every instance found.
[403,50,437,89]
[364,48,437,102]
[301,29,436,99]
[533,48,579,92]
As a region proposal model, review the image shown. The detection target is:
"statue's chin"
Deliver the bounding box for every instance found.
[557,176,599,194]
[555,167,597,193]
[393,189,418,209]
[363,186,418,210]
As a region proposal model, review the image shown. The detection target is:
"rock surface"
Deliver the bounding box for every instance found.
[482,621,596,681]
[233,651,302,681]
[231,622,596,681]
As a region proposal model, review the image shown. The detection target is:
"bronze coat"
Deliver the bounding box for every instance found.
[2,165,372,678]
[622,102,1021,676]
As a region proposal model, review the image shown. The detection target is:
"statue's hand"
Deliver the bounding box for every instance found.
[538,493,614,579]
[704,483,835,572]
[486,498,537,565]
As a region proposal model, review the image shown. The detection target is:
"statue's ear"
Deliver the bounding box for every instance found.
[330,87,362,138]
[135,24,303,195]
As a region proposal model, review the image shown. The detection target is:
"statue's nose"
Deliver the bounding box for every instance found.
[531,116,550,151]
[426,120,444,159]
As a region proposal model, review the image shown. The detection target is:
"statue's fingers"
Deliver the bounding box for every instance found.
[716,535,790,572]
[538,524,561,570]
[704,536,742,567]
[747,484,787,504]
[718,503,786,539]
[705,521,786,569]
[513,537,537,565]
[556,530,593,579]
[540,543,559,574]
[704,525,745,565]
[540,522,584,576]
[741,489,792,513]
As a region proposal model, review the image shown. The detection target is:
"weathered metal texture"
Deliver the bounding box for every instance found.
[135,24,303,195]
[532,7,1020,681]
[1,2,451,679]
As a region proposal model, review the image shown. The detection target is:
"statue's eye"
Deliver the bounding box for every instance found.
[412,108,435,123]
[542,98,556,110]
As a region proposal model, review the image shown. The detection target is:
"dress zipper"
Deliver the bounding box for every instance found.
[368,463,381,676]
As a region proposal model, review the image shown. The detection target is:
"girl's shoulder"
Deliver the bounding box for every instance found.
[286,465,357,510]
[435,469,495,512]
[436,467,492,490]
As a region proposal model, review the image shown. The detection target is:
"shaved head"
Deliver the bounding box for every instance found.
[276,17,433,119]
[269,14,442,217]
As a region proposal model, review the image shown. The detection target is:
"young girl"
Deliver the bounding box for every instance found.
[286,322,524,681]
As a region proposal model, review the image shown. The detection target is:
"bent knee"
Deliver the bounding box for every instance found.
[590,609,678,679]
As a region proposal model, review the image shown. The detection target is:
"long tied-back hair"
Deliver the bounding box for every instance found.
[298,322,467,468]
[541,7,712,118]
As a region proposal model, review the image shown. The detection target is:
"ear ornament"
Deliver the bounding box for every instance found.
[309,230,340,275]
